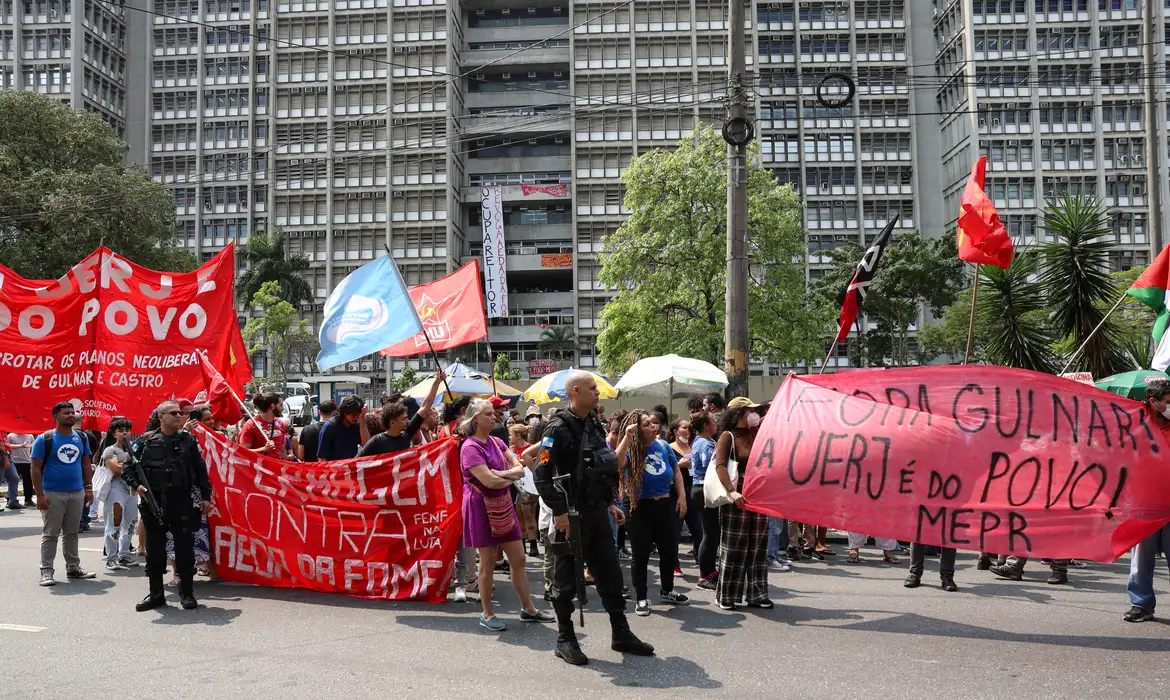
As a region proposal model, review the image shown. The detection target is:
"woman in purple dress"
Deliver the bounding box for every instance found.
[459,398,555,631]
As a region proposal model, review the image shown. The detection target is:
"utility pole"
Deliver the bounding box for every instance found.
[1145,0,1164,252]
[723,0,753,400]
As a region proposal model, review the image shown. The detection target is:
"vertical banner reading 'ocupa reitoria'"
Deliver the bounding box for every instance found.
[480,184,508,318]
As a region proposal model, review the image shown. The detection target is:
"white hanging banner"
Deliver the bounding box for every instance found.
[480,185,508,318]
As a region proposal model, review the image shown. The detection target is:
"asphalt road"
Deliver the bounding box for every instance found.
[1,511,1167,700]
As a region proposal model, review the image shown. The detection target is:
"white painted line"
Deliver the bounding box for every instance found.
[79,547,104,553]
[0,624,47,633]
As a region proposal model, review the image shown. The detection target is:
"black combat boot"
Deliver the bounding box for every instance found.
[136,576,167,612]
[940,574,959,592]
[1046,571,1068,585]
[903,572,921,588]
[179,577,198,610]
[554,621,588,666]
[976,554,992,570]
[610,614,654,656]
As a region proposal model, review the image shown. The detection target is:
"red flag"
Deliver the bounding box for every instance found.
[380,260,488,357]
[835,219,895,342]
[199,353,243,425]
[957,156,1014,269]
[208,322,253,395]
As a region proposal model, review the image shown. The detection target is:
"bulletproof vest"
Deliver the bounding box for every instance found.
[558,411,618,508]
[134,432,195,494]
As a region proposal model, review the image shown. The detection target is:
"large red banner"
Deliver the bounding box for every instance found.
[0,247,244,431]
[380,260,487,357]
[197,428,463,602]
[743,366,1170,561]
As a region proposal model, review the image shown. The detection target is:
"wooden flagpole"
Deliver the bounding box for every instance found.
[1058,294,1128,375]
[383,244,452,398]
[963,265,981,365]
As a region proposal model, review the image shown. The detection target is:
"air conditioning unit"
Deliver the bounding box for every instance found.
[528,138,537,144]
[407,46,418,52]
[290,159,301,165]
[1119,155,1128,165]
[291,86,301,92]
[554,71,563,77]
[501,8,510,14]
[393,190,405,197]
[555,204,565,211]
[288,231,300,238]
[501,72,511,79]
[992,118,1001,127]
[476,139,486,146]
[374,191,385,198]
[1134,185,1144,195]
[554,136,564,144]
[1134,154,1143,166]
[392,118,404,125]
[475,73,485,79]
[476,9,485,15]
[347,192,359,199]
[393,46,404,53]
[978,118,988,128]
[528,7,536,13]
[361,192,372,198]
[317,86,327,92]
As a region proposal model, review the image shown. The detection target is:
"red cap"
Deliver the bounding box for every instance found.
[489,396,508,409]
[176,398,195,410]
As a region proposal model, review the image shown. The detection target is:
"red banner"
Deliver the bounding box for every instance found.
[380,261,488,357]
[0,247,244,431]
[197,428,463,602]
[520,183,567,197]
[743,366,1170,562]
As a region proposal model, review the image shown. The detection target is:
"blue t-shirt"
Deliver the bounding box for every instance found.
[317,415,362,461]
[633,438,678,500]
[690,436,715,481]
[31,430,92,492]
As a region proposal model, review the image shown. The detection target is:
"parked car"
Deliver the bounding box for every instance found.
[283,382,315,426]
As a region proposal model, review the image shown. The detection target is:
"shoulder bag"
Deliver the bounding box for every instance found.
[703,432,739,508]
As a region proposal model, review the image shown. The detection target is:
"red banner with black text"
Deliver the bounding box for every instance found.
[0,246,248,431]
[742,366,1170,562]
[197,428,463,602]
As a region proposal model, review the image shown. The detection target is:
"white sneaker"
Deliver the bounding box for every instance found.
[635,599,650,616]
[105,561,126,572]
[39,572,55,587]
[454,586,468,603]
[769,560,792,572]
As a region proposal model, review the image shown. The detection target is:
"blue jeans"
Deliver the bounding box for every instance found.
[2,461,19,503]
[1128,524,1170,612]
[766,517,788,563]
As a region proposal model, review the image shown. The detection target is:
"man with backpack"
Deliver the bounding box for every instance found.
[31,401,97,586]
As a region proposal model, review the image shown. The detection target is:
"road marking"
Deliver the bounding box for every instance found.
[80,547,104,553]
[0,624,46,633]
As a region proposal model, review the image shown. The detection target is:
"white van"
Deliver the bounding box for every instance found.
[283,381,315,426]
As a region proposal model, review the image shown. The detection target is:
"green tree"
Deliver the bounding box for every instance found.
[1107,266,1156,371]
[1041,195,1128,376]
[391,364,420,392]
[0,91,195,278]
[977,254,1058,373]
[236,229,314,306]
[915,288,991,364]
[242,281,317,391]
[539,326,576,360]
[596,124,827,374]
[813,232,966,367]
[493,352,522,380]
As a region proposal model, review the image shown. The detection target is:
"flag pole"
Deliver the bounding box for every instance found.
[383,244,453,399]
[818,337,840,374]
[1058,294,1128,375]
[963,265,981,365]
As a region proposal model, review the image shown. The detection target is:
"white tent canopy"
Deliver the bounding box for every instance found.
[613,354,728,399]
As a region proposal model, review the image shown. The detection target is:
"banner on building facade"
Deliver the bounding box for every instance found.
[380,260,488,357]
[480,185,508,318]
[0,246,247,431]
[197,428,462,602]
[742,366,1170,562]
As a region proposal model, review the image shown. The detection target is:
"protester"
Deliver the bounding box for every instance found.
[989,554,1069,585]
[122,400,212,611]
[94,417,139,572]
[905,542,959,592]
[297,400,334,462]
[78,429,101,531]
[358,372,444,457]
[458,398,554,631]
[365,393,402,440]
[616,410,690,616]
[766,517,792,572]
[488,396,510,442]
[237,392,291,459]
[668,418,702,564]
[535,371,654,665]
[701,392,725,416]
[32,402,96,586]
[317,395,371,461]
[508,424,540,558]
[1123,379,1170,621]
[845,533,901,565]
[439,396,473,438]
[689,412,721,589]
[1,436,21,510]
[6,432,35,507]
[712,397,771,610]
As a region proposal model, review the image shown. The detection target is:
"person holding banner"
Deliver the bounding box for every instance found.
[317,396,371,461]
[357,372,444,457]
[459,398,555,631]
[237,392,290,460]
[712,397,772,611]
[1125,379,1170,622]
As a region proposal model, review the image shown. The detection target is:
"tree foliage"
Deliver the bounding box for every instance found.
[391,364,420,392]
[236,229,314,306]
[493,352,522,380]
[242,281,318,391]
[0,91,195,278]
[813,232,966,367]
[977,254,1059,373]
[539,325,576,359]
[1040,195,1128,377]
[596,124,827,374]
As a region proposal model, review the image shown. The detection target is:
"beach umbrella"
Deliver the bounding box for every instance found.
[402,372,523,404]
[1094,369,1170,400]
[523,369,618,404]
[613,354,728,399]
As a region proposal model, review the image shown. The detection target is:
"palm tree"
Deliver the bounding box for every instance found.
[539,325,576,360]
[978,253,1058,373]
[236,230,313,306]
[1040,195,1128,377]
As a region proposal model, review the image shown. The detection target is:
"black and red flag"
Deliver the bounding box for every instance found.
[834,219,896,342]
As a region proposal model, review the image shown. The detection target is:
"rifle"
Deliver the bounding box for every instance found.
[131,452,165,523]
[552,473,585,627]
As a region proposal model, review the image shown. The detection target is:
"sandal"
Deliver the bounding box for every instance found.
[846,549,861,564]
[816,546,837,556]
[883,551,901,565]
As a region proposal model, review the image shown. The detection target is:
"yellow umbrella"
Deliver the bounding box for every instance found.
[523,369,618,404]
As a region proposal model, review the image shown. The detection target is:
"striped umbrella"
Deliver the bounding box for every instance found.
[522,369,618,404]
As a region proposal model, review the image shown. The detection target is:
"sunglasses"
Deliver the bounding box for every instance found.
[162,410,182,416]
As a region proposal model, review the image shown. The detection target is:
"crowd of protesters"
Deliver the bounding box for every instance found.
[3,376,1169,634]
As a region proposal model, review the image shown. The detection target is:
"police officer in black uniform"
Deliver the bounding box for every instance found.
[122,400,212,612]
[534,371,654,665]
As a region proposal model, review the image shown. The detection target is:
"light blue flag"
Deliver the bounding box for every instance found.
[316,255,423,371]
